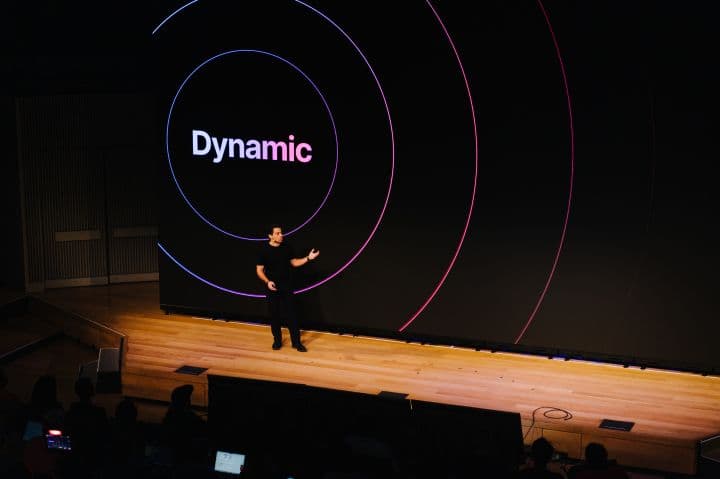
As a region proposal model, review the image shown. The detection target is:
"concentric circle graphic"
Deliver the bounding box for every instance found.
[155,0,396,297]
[165,49,339,241]
[155,0,571,341]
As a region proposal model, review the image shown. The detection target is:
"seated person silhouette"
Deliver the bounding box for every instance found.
[517,437,563,478]
[568,443,629,479]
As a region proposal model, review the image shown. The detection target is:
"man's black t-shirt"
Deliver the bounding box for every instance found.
[257,243,295,291]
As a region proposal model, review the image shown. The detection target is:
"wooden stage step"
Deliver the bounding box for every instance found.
[0,315,63,360]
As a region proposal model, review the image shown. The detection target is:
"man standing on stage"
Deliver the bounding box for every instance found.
[256,225,319,352]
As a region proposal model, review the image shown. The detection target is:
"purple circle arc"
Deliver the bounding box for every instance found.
[155,0,396,296]
[165,49,339,241]
[159,242,264,298]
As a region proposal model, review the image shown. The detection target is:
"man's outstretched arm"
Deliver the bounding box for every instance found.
[290,248,320,268]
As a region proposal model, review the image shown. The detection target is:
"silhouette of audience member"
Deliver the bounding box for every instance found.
[0,368,22,421]
[568,443,629,479]
[0,368,24,444]
[64,377,109,468]
[23,375,65,476]
[0,461,31,479]
[161,384,207,465]
[108,398,145,469]
[28,375,64,428]
[517,437,563,478]
[0,369,31,479]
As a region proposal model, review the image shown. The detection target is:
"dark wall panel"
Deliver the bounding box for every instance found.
[15,93,158,288]
[102,94,159,278]
[0,95,24,288]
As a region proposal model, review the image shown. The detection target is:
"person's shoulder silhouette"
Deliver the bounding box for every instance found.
[517,438,564,479]
[568,443,629,479]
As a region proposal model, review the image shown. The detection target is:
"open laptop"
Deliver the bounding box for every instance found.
[214,450,246,477]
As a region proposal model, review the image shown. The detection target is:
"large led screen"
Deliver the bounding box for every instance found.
[156,1,720,371]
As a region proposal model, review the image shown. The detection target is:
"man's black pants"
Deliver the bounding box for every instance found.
[267,290,301,346]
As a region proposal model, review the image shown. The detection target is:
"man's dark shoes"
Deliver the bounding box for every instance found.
[294,343,307,353]
[272,340,282,350]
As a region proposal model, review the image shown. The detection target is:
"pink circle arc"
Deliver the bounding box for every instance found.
[398,0,575,339]
[398,0,479,332]
[513,0,575,344]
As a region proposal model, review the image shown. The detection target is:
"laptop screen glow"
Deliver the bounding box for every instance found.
[214,451,245,474]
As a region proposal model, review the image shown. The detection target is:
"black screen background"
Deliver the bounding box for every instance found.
[155,1,720,371]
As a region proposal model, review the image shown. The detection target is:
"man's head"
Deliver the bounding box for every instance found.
[74,377,95,401]
[171,384,194,408]
[530,437,554,467]
[268,225,283,246]
[585,442,609,466]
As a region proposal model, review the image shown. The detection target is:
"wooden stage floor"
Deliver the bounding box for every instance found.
[38,282,720,474]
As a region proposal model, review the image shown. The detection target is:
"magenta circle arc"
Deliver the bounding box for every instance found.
[513,0,575,344]
[166,49,339,241]
[398,0,576,337]
[397,0,479,333]
[155,0,396,296]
